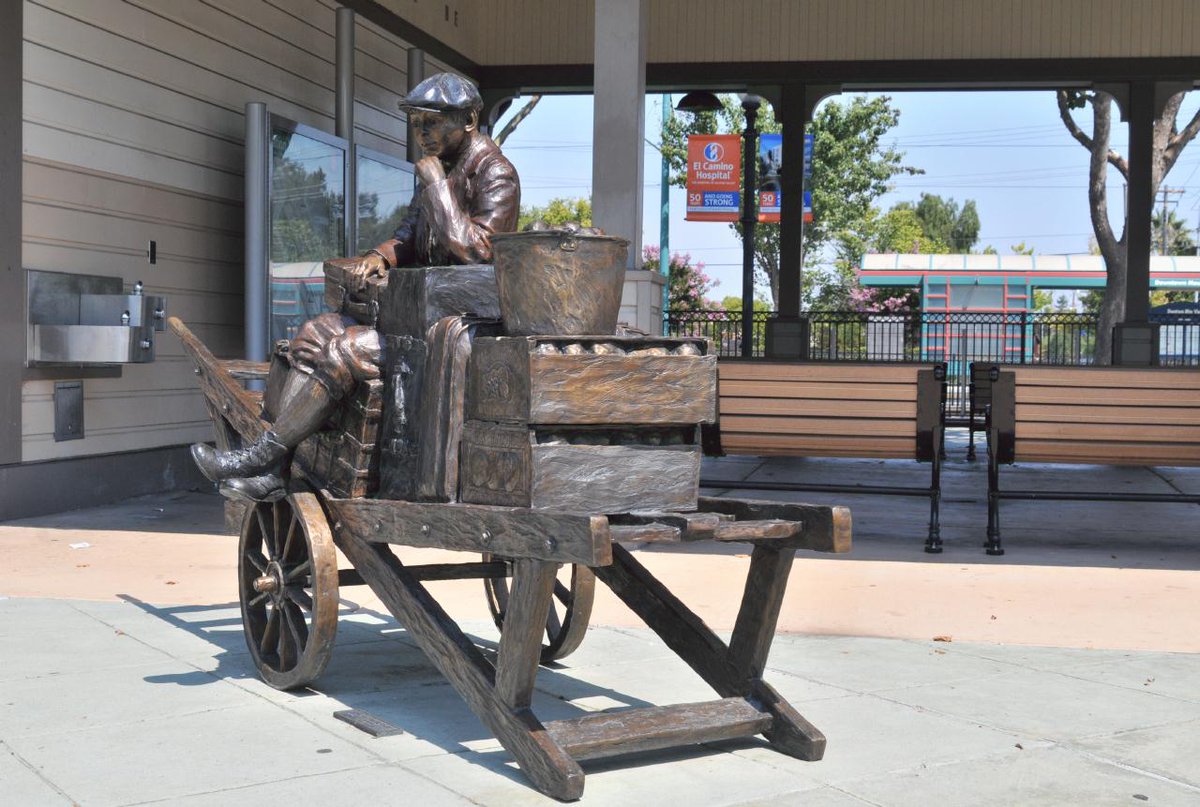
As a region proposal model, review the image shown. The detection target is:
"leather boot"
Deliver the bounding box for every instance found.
[219,474,287,502]
[191,371,339,482]
[191,432,288,483]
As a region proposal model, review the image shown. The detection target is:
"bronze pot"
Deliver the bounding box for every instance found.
[491,230,630,336]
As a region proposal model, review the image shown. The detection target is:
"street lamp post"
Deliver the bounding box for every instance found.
[740,95,761,358]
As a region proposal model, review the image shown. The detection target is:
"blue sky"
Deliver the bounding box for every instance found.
[493,90,1200,301]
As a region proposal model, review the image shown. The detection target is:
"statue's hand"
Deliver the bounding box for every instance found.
[360,252,389,280]
[415,155,446,187]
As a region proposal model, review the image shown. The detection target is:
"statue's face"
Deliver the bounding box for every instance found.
[412,110,469,159]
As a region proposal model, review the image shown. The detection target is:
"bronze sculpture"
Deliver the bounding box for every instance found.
[191,72,519,500]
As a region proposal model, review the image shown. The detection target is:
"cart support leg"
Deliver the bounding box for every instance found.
[496,559,558,709]
[593,543,826,760]
[335,533,584,801]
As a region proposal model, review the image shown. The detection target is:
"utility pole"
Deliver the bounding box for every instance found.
[1156,186,1185,255]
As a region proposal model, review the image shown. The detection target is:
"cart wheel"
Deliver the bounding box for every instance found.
[482,557,595,663]
[239,492,339,690]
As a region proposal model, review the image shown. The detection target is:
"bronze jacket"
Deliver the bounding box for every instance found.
[376,130,520,267]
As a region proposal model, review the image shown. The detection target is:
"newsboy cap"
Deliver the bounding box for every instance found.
[399,72,484,114]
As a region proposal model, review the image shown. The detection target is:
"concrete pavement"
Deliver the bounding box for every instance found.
[2,436,1199,805]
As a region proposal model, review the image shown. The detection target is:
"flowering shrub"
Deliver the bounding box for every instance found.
[642,246,721,311]
[847,284,917,313]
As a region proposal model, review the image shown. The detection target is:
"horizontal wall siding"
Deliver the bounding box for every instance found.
[21,0,427,462]
[460,0,1200,65]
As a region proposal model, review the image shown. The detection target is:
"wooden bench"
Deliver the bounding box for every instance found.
[708,360,948,551]
[982,364,1200,555]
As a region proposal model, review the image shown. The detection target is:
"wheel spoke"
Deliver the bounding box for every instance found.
[245,549,268,574]
[260,606,281,657]
[280,601,307,669]
[255,508,274,559]
[249,591,271,608]
[285,560,311,582]
[272,500,283,553]
[545,602,562,639]
[281,511,299,563]
[285,586,313,612]
[553,580,572,605]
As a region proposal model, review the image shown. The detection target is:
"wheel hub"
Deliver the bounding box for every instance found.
[253,560,285,601]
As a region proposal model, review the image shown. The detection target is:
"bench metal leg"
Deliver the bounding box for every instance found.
[967,408,977,461]
[924,428,944,553]
[984,436,1005,556]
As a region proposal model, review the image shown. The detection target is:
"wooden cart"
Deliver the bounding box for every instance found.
[171,296,850,800]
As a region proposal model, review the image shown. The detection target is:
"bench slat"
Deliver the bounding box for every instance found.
[1016,403,1200,426]
[1019,422,1200,443]
[721,415,916,437]
[719,362,932,383]
[1009,366,1200,389]
[721,398,918,418]
[1016,387,1200,407]
[1016,439,1200,465]
[720,381,918,401]
[720,432,916,458]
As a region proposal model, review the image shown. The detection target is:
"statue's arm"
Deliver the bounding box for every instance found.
[423,159,520,264]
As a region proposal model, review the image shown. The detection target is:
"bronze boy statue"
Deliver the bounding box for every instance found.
[191,72,520,500]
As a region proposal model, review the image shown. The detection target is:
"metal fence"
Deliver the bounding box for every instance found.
[666,309,1198,417]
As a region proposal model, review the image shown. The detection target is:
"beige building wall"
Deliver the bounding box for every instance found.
[409,0,1200,66]
[20,0,436,462]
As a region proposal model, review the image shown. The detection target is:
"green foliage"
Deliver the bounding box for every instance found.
[874,205,948,254]
[269,132,345,262]
[1152,209,1196,256]
[912,194,980,252]
[661,94,916,309]
[517,197,593,230]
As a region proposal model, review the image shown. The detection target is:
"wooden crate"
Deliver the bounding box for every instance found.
[459,421,701,513]
[467,336,717,426]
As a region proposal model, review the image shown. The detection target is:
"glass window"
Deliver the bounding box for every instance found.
[269,126,347,343]
[356,148,415,255]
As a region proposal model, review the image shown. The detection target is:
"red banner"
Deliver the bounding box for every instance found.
[685,134,741,222]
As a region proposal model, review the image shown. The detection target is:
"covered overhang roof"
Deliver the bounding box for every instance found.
[344,0,1200,93]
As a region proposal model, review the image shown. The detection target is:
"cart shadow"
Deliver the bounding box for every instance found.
[119,594,689,785]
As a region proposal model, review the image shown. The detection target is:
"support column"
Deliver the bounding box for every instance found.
[406,48,425,164]
[335,7,355,141]
[767,83,838,359]
[1114,80,1159,365]
[244,102,270,367]
[0,0,21,463]
[592,0,647,270]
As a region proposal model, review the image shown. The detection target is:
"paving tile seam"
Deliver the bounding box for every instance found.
[1,738,82,804]
[1068,747,1200,794]
[3,702,254,741]
[824,783,890,807]
[64,599,188,662]
[113,761,395,807]
[1050,669,1200,706]
[393,752,509,807]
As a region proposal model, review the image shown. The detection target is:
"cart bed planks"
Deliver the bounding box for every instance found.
[325,497,613,567]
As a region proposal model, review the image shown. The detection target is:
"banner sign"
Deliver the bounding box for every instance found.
[685,134,741,221]
[755,133,813,224]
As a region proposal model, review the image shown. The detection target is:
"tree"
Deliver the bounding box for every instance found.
[661,94,917,310]
[493,96,542,147]
[1152,208,1196,256]
[1056,89,1200,363]
[642,246,719,310]
[913,194,981,252]
[517,197,592,231]
[875,204,949,254]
